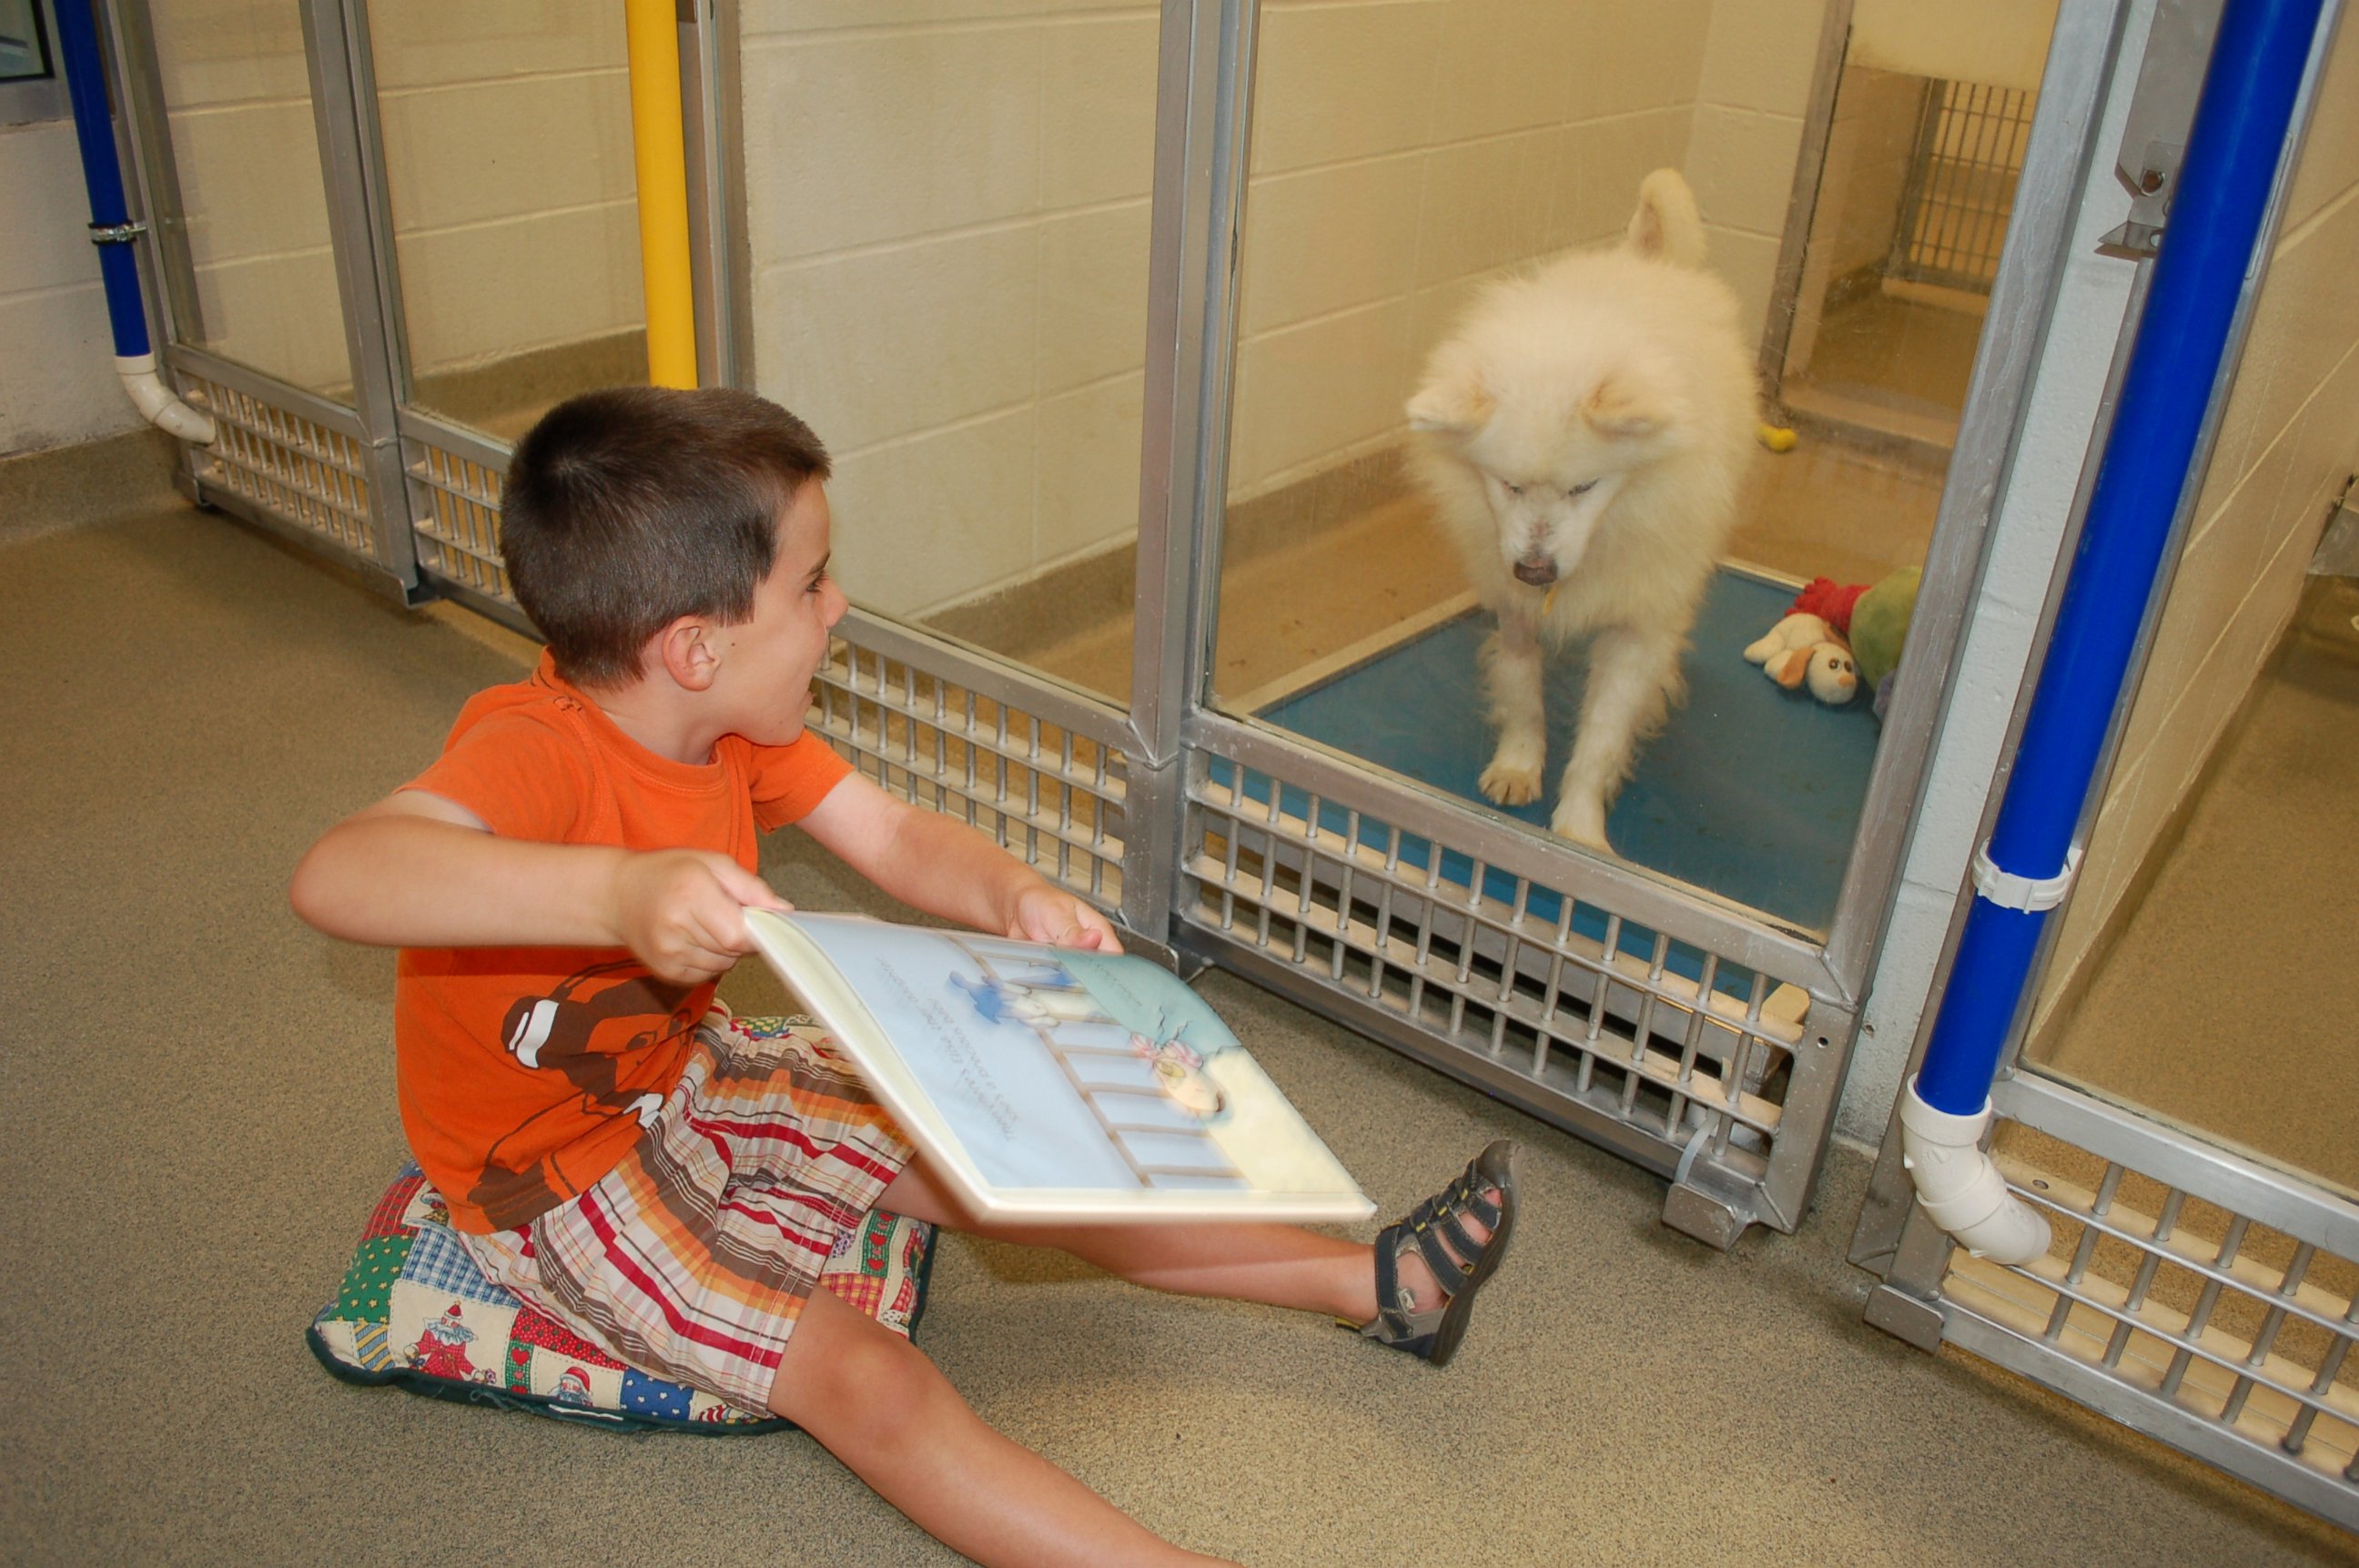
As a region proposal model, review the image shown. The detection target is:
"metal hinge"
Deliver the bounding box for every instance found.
[2097,0,2226,258]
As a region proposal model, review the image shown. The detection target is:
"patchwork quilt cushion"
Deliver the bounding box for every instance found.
[308,1158,936,1435]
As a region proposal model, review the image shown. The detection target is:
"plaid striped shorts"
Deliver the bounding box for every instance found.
[458,1007,915,1412]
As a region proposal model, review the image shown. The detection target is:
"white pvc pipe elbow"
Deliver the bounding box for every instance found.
[1898,1076,2052,1266]
[116,353,216,445]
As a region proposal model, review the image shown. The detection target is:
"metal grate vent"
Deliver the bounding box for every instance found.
[407,441,511,602]
[184,375,374,557]
[1184,753,1810,1178]
[1944,1120,2359,1513]
[811,622,1128,908]
[1892,80,2039,294]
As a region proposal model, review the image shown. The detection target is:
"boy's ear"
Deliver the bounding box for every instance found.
[653,615,723,692]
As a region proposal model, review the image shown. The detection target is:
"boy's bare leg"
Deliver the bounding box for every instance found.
[877,1159,1493,1326]
[766,1285,1235,1568]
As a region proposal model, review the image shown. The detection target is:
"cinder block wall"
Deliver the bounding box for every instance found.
[144,3,346,393]
[143,0,643,397]
[744,0,1830,621]
[1230,0,1731,506]
[367,5,645,381]
[1776,63,1923,378]
[0,120,147,454]
[3,4,643,453]
[1683,0,1827,354]
[740,0,1161,618]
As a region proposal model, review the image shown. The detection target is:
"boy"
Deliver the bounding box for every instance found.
[291,387,1517,1567]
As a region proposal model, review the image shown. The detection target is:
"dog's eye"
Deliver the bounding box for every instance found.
[1566,480,1598,498]
[1503,481,1524,497]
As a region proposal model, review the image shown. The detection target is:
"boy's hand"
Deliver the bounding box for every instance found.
[1005,883,1123,954]
[610,850,793,985]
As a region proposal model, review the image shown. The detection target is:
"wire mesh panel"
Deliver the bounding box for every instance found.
[1927,1096,2359,1527]
[181,372,374,559]
[1180,733,1840,1232]
[1891,81,2040,294]
[812,615,1129,912]
[405,440,512,603]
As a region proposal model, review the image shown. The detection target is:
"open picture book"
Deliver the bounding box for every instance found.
[744,910,1375,1224]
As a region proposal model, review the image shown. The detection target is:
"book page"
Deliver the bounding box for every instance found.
[750,912,1371,1219]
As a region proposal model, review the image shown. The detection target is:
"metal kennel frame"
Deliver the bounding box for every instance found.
[1871,1079,2359,1525]
[1851,0,2359,1531]
[90,0,2359,1522]
[63,0,2293,1300]
[91,0,2112,1253]
[1119,0,2146,1250]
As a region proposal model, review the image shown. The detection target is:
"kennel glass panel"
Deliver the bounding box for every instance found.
[732,5,1157,709]
[0,0,47,81]
[1211,0,1974,942]
[1767,48,2050,485]
[143,0,353,398]
[356,0,648,439]
[2018,577,2359,1206]
[2011,37,2359,1206]
[1889,81,2040,295]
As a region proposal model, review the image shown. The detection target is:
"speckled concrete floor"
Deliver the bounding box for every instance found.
[4,501,2347,1565]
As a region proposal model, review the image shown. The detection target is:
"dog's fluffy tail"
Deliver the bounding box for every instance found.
[1625,168,1706,268]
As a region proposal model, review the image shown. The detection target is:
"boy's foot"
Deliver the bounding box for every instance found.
[1353,1138,1517,1367]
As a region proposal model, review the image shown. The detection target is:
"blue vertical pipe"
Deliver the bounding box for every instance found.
[52,0,151,359]
[1913,0,2324,1117]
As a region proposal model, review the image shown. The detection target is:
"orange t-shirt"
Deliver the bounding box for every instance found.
[394,652,853,1234]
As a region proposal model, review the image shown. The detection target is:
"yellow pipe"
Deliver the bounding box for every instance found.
[623,0,698,389]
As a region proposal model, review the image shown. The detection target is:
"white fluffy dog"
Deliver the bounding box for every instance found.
[1406,168,1757,851]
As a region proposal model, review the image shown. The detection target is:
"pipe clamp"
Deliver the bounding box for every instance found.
[1973,843,2081,913]
[88,220,148,245]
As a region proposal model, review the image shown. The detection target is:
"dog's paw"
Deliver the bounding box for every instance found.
[1479,759,1544,808]
[1550,794,1611,851]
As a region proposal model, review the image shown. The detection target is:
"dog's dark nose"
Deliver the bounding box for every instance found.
[1514,558,1557,587]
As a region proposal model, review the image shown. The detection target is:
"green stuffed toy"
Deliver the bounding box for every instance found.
[1848,567,1919,717]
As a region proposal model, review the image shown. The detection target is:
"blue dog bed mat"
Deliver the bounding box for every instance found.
[1249,568,1879,935]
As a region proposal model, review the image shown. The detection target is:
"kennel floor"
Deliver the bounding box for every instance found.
[1241,566,1880,936]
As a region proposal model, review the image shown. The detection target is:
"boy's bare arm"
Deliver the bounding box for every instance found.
[797,774,1121,951]
[289,790,789,984]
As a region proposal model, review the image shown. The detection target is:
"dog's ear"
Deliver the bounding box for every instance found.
[1582,377,1671,439]
[1627,200,1668,258]
[1406,371,1495,434]
[1625,168,1706,267]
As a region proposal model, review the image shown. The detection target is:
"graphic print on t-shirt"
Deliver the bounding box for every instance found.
[473,958,690,1229]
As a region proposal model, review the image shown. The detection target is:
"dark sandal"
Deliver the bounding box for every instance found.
[1352,1138,1518,1367]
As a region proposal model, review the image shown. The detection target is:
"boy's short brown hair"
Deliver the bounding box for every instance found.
[501,386,832,687]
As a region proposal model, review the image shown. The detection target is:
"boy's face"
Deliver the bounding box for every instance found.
[711,480,845,745]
